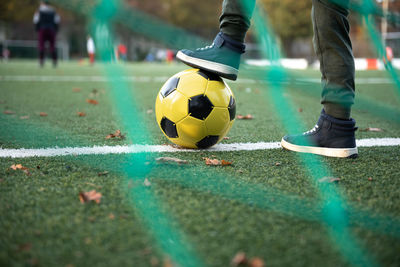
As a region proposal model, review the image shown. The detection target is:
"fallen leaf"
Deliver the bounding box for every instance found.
[318,177,341,183]
[368,177,373,181]
[249,258,265,267]
[77,112,86,117]
[275,162,281,166]
[79,190,102,204]
[86,99,99,105]
[298,108,303,112]
[39,112,48,117]
[10,164,26,170]
[105,130,125,140]
[146,109,153,114]
[156,157,188,164]
[163,258,174,267]
[204,157,232,166]
[97,171,109,176]
[108,213,115,220]
[204,157,221,166]
[231,252,247,266]
[20,115,30,120]
[143,178,151,187]
[10,164,31,175]
[73,87,81,92]
[3,110,15,115]
[223,136,231,140]
[237,114,253,120]
[221,160,233,166]
[359,127,383,132]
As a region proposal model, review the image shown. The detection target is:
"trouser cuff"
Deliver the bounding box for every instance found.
[323,103,351,120]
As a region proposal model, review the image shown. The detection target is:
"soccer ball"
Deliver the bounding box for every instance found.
[155,69,236,149]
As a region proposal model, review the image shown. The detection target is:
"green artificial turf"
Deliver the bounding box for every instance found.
[0,61,400,266]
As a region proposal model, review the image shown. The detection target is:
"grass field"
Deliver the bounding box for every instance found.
[1,60,400,267]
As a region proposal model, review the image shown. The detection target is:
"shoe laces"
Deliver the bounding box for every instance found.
[196,43,215,51]
[303,124,319,135]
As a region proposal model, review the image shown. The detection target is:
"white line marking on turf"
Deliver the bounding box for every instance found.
[0,138,399,158]
[0,75,395,85]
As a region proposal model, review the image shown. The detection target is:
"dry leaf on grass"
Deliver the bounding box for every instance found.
[146,109,153,114]
[318,177,341,183]
[72,87,81,92]
[105,130,125,140]
[97,171,109,176]
[10,164,31,176]
[223,136,231,140]
[86,99,99,105]
[20,115,29,120]
[108,213,115,220]
[39,112,48,117]
[237,114,253,120]
[156,157,188,164]
[249,258,265,267]
[3,110,15,115]
[204,157,232,166]
[77,112,86,117]
[359,127,383,132]
[231,252,247,266]
[163,258,174,267]
[79,190,102,204]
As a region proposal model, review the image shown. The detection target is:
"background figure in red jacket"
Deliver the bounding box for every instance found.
[33,1,60,67]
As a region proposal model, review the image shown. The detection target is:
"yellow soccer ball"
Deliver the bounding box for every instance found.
[155,69,236,149]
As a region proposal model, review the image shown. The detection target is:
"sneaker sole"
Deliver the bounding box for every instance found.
[281,138,358,158]
[176,51,238,81]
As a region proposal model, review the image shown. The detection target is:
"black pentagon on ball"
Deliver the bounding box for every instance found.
[197,70,222,81]
[188,94,214,120]
[160,76,180,98]
[160,117,178,138]
[196,135,219,149]
[228,95,236,121]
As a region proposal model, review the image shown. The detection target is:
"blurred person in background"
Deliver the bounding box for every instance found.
[87,35,95,65]
[33,0,60,67]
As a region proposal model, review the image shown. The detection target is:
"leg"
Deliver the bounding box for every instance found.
[48,30,57,67]
[312,0,355,119]
[281,0,357,158]
[219,0,255,42]
[38,30,45,66]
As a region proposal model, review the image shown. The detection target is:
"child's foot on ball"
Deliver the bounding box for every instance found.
[281,110,358,158]
[176,32,245,81]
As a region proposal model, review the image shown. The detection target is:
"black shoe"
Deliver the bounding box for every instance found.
[281,110,358,158]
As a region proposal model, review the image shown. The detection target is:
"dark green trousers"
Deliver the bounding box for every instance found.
[220,0,355,119]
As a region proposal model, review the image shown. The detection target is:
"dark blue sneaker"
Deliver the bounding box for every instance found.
[176,32,245,80]
[281,110,358,158]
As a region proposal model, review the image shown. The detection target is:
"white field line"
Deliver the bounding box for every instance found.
[0,75,395,85]
[0,138,399,158]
